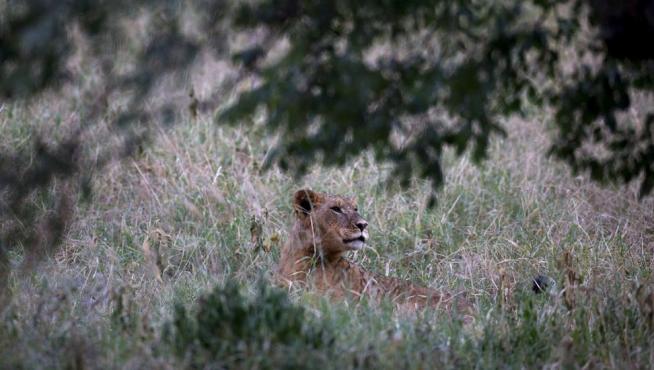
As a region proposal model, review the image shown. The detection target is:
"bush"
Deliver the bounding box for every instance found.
[164,280,334,369]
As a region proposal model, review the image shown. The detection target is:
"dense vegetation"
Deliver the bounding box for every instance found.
[1,0,653,368]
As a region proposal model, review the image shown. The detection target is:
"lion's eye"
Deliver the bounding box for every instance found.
[354,207,358,212]
[330,206,343,214]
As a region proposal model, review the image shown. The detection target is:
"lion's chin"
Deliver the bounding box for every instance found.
[345,240,365,250]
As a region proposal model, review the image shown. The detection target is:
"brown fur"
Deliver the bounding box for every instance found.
[276,189,470,313]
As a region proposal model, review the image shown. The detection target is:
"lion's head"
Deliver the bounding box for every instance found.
[292,189,368,256]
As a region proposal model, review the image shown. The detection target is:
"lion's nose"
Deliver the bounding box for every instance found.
[356,220,368,231]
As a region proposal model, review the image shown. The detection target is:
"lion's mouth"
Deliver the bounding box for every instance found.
[343,235,366,244]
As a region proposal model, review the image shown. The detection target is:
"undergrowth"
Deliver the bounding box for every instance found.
[163,280,334,369]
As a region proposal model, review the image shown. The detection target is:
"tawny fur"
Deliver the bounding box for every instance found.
[276,189,470,313]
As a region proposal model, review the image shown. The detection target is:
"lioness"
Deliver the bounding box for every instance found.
[276,189,470,313]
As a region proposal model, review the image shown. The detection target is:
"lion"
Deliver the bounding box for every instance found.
[276,189,470,314]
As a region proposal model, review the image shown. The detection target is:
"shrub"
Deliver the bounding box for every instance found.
[164,279,334,369]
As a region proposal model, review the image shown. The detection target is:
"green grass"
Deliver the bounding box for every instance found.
[1,64,654,369]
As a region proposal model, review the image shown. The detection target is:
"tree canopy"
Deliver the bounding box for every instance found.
[222,0,654,199]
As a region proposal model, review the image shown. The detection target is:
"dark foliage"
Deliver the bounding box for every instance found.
[163,280,333,368]
[222,0,654,201]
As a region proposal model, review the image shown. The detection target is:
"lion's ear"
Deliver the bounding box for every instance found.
[293,189,324,217]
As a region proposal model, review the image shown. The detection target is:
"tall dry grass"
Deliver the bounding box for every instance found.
[1,45,653,369]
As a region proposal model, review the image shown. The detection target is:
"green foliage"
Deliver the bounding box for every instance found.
[222,0,654,199]
[0,0,206,99]
[163,279,334,368]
